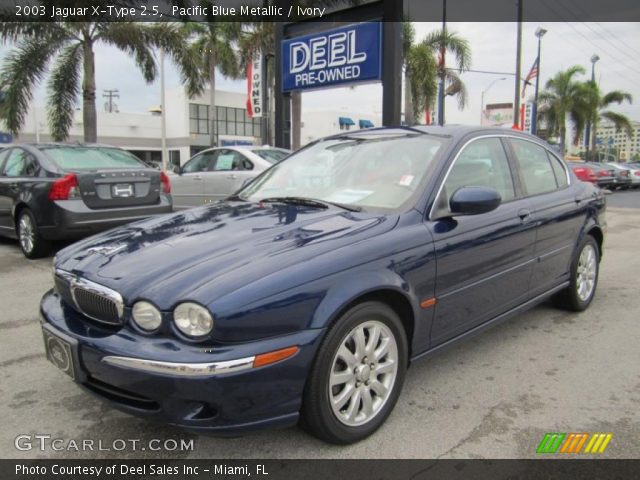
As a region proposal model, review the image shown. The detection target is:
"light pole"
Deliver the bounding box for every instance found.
[480,77,506,125]
[531,27,547,135]
[585,54,600,159]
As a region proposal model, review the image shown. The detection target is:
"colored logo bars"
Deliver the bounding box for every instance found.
[536,433,613,454]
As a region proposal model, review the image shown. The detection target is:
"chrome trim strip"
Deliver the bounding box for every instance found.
[56,269,124,322]
[101,355,256,377]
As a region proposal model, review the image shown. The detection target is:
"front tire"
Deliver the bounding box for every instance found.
[17,209,50,259]
[301,301,408,444]
[554,235,599,311]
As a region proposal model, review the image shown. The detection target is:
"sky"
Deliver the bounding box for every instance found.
[1,22,639,128]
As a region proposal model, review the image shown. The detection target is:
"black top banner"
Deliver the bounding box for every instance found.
[1,0,640,22]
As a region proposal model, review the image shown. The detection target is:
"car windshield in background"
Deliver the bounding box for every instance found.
[240,133,447,211]
[43,147,145,171]
[251,149,289,164]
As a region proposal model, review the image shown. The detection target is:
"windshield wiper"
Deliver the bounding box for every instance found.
[259,196,362,212]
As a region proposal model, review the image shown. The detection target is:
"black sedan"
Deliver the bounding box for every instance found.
[0,143,172,258]
[41,127,605,444]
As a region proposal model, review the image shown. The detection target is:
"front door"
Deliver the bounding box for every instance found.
[428,136,537,346]
[171,150,216,209]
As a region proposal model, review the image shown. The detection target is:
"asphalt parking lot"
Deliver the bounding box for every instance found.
[1,192,639,459]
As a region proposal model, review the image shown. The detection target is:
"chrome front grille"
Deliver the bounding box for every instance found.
[55,269,124,326]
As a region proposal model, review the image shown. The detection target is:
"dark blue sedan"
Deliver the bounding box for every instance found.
[40,126,605,444]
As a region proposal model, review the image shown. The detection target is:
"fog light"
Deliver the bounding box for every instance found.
[173,302,213,338]
[131,301,162,331]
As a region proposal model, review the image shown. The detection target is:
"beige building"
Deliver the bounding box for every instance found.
[594,121,640,161]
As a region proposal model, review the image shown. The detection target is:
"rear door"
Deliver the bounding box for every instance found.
[170,150,216,209]
[203,149,255,202]
[507,138,585,296]
[429,136,537,345]
[0,148,39,230]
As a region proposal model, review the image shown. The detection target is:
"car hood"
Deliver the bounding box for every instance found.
[55,201,397,308]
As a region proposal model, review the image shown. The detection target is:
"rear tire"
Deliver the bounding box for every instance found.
[17,209,50,259]
[301,301,408,444]
[553,235,599,312]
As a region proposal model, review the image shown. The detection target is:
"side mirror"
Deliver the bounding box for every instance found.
[172,165,182,175]
[449,186,501,216]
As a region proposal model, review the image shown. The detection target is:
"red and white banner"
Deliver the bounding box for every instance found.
[246,56,263,118]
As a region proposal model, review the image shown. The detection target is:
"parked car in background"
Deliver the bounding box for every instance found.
[605,163,634,189]
[568,162,597,185]
[41,127,605,444]
[169,146,291,209]
[583,162,615,189]
[608,162,640,189]
[0,143,172,258]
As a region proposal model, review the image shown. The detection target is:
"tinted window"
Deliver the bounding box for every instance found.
[510,139,558,195]
[43,147,144,170]
[182,151,215,173]
[2,148,37,177]
[443,137,515,205]
[0,148,11,171]
[548,153,569,188]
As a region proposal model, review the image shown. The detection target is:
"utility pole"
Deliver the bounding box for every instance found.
[437,0,446,126]
[585,54,600,160]
[102,89,119,113]
[160,49,168,172]
[513,0,523,129]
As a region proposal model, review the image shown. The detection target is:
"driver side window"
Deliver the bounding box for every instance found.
[441,137,516,211]
[182,151,215,173]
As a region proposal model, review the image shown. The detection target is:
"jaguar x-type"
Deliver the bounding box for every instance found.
[41,126,605,444]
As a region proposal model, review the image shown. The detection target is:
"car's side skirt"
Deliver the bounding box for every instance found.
[410,280,570,364]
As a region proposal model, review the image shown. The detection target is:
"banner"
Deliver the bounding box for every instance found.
[246,55,263,118]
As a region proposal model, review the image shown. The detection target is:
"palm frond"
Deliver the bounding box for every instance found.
[444,70,467,109]
[47,44,82,141]
[600,90,633,107]
[422,28,472,71]
[0,36,65,135]
[406,43,438,120]
[96,23,156,82]
[0,21,65,43]
[600,111,633,137]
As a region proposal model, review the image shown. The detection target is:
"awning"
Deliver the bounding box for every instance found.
[338,117,355,126]
[359,119,374,129]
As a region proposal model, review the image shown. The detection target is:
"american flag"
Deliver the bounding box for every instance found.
[521,57,539,97]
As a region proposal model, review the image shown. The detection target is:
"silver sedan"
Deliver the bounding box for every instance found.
[169,146,290,209]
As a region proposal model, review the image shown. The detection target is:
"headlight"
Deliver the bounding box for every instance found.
[173,302,214,338]
[131,301,162,331]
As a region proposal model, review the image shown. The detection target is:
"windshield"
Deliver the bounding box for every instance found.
[251,149,289,164]
[43,146,146,171]
[239,133,447,211]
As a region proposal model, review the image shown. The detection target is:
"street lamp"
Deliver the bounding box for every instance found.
[480,77,506,125]
[531,27,547,135]
[585,54,600,157]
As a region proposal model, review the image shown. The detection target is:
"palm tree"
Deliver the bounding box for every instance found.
[423,28,471,117]
[580,80,633,160]
[536,65,587,156]
[183,22,242,147]
[404,27,471,124]
[0,22,202,142]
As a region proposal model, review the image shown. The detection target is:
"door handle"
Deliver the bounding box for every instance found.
[193,175,202,180]
[9,182,19,191]
[227,174,238,180]
[518,209,532,223]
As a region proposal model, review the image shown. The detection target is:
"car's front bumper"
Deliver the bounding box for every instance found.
[40,290,324,435]
[39,196,173,241]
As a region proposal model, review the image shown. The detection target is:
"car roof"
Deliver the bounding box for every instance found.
[8,142,125,149]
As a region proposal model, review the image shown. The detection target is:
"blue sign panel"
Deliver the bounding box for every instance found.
[282,22,382,92]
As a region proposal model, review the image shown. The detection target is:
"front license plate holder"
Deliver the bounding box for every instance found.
[42,324,84,383]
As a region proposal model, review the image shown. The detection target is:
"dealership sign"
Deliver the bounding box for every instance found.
[246,55,263,118]
[282,22,382,92]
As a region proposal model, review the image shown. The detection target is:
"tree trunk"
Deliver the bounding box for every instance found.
[590,117,598,161]
[209,52,217,147]
[559,125,566,157]
[82,40,97,143]
[404,68,414,125]
[291,91,301,150]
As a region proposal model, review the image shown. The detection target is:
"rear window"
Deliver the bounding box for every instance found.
[43,147,145,171]
[251,149,289,164]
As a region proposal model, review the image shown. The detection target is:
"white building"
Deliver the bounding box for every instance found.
[594,121,640,161]
[300,109,381,145]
